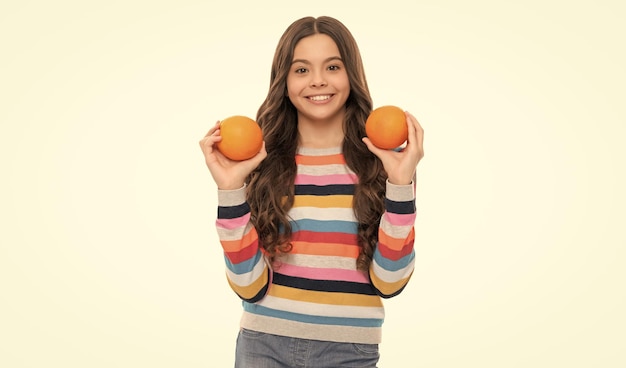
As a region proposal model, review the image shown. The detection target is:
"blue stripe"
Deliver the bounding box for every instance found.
[372,249,415,272]
[243,303,383,328]
[290,219,358,234]
[224,252,263,275]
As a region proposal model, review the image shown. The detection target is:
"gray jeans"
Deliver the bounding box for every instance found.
[234,328,379,368]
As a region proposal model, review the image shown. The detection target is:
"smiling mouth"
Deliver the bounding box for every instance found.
[308,94,333,101]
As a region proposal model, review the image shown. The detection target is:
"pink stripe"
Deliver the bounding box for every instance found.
[383,212,416,226]
[276,263,370,283]
[295,173,358,185]
[216,213,250,230]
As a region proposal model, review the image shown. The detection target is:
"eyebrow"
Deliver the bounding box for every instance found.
[291,56,343,65]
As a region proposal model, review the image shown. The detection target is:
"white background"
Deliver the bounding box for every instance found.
[1,0,625,366]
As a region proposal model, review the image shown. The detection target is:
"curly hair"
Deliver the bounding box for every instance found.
[246,16,387,271]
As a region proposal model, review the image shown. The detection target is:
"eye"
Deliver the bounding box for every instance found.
[294,67,307,74]
[328,65,341,71]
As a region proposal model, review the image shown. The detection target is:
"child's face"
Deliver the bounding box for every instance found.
[286,33,350,125]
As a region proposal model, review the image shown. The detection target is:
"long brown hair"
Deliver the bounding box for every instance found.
[246,16,387,271]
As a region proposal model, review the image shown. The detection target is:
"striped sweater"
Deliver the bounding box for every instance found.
[216,146,416,344]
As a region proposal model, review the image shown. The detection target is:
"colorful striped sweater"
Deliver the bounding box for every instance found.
[215,146,416,344]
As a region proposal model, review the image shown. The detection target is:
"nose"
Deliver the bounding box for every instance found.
[310,71,327,87]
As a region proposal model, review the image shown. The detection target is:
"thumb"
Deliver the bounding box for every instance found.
[362,137,383,155]
[247,141,268,167]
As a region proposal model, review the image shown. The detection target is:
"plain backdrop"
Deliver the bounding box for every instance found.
[1,0,624,367]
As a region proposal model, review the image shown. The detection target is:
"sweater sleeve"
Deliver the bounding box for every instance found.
[216,185,270,303]
[369,180,417,298]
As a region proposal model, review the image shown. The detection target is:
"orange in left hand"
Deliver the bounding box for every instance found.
[215,115,264,161]
[365,105,408,150]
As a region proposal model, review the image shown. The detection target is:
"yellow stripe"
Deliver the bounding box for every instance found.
[293,195,353,208]
[369,271,412,296]
[268,284,382,307]
[227,269,269,300]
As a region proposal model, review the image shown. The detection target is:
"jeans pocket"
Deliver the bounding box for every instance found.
[240,328,267,339]
[352,343,379,356]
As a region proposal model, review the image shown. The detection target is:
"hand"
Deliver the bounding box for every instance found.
[199,121,267,190]
[362,111,424,185]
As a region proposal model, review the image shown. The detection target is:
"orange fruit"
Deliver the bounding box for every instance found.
[365,105,407,149]
[216,115,263,161]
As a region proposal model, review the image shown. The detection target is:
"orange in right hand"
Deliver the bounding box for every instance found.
[216,115,264,161]
[365,105,408,150]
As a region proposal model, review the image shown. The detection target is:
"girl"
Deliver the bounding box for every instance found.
[200,16,424,368]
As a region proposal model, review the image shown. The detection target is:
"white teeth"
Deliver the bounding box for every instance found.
[309,95,331,101]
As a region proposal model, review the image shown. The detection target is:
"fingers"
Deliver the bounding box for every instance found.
[199,121,223,150]
[405,111,424,157]
[405,112,422,138]
[203,120,221,137]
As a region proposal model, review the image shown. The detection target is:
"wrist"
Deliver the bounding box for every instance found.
[216,179,246,191]
[218,183,245,190]
[385,179,415,202]
[217,183,247,206]
[387,176,412,186]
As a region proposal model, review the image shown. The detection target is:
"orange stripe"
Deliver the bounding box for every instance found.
[378,228,414,251]
[269,284,382,307]
[220,228,258,252]
[296,154,345,165]
[291,241,360,258]
[369,270,412,296]
[293,195,352,208]
[227,268,269,299]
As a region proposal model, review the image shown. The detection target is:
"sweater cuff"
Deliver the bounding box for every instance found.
[217,183,247,206]
[385,180,415,202]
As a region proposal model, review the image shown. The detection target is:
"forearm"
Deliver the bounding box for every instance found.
[216,185,269,302]
[370,180,416,298]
